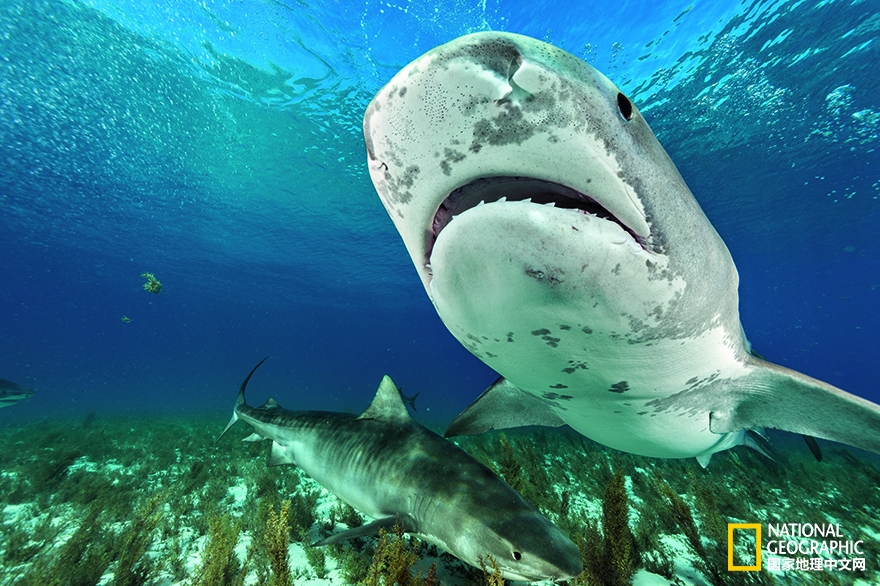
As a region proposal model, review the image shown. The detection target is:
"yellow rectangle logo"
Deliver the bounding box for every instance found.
[728,523,762,571]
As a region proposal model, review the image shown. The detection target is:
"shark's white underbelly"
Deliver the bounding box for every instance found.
[450,315,752,458]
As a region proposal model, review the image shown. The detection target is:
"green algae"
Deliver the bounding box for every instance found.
[0,414,878,585]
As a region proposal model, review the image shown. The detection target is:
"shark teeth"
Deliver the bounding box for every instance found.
[429,176,651,259]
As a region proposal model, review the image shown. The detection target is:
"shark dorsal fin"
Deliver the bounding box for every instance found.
[258,397,282,410]
[357,375,411,423]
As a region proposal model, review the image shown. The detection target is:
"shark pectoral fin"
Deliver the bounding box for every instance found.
[267,441,297,466]
[312,515,417,546]
[444,377,565,438]
[709,360,880,457]
[695,454,712,469]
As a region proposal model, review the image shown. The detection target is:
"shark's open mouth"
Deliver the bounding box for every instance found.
[429,177,648,262]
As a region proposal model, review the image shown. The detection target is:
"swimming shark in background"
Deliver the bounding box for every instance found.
[363,32,880,465]
[0,378,35,408]
[218,359,583,582]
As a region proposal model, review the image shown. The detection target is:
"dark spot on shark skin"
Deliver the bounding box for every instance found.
[612,263,621,275]
[525,267,564,285]
[486,352,497,358]
[637,411,649,415]
[609,381,630,393]
[506,331,514,342]
[562,360,588,374]
[381,164,420,206]
[440,148,467,176]
[466,333,482,345]
[530,328,560,348]
[444,148,466,163]
[469,95,551,151]
[686,376,699,385]
[461,338,483,359]
[431,36,522,79]
[559,324,571,330]
[548,384,569,390]
[526,268,545,280]
[581,326,593,334]
[544,391,573,399]
[399,87,407,98]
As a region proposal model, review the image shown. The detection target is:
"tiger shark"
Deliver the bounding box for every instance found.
[363,32,880,465]
[218,359,583,582]
[0,378,35,408]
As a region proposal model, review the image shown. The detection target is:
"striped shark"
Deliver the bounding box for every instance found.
[0,378,35,408]
[218,359,583,582]
[363,32,880,465]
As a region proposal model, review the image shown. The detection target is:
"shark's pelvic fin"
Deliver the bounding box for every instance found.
[696,429,774,469]
[802,434,823,462]
[312,515,418,547]
[357,375,411,423]
[445,377,566,438]
[742,430,776,463]
[710,358,880,456]
[267,441,297,467]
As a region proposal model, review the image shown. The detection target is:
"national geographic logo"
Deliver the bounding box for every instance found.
[728,524,761,571]
[728,523,867,573]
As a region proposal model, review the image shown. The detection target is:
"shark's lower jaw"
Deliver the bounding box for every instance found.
[428,176,648,266]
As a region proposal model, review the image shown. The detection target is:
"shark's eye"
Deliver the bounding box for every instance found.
[513,550,522,561]
[617,93,633,121]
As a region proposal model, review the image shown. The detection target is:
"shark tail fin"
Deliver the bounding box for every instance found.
[216,357,269,444]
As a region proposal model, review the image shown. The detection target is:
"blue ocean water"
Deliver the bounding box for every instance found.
[1,0,878,427]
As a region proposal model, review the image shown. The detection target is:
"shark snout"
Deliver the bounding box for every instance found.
[490,512,583,582]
